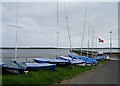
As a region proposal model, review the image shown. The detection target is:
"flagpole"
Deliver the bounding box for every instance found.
[110,31,112,58]
[96,37,97,53]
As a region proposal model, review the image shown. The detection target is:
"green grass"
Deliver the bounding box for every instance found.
[2,60,105,85]
[99,60,106,64]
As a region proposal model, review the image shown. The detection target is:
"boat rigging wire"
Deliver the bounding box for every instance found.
[81,7,87,56]
[63,1,73,57]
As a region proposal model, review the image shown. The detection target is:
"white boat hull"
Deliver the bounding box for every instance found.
[104,56,110,60]
[86,63,91,66]
[77,63,86,67]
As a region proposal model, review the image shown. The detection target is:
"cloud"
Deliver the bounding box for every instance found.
[0,3,2,47]
[2,2,118,48]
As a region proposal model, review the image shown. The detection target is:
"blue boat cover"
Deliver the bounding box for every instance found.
[69,55,92,64]
[68,55,80,59]
[58,56,86,64]
[1,59,56,71]
[70,60,86,64]
[97,53,103,56]
[1,60,27,70]
[25,63,56,71]
[58,56,73,61]
[33,58,49,63]
[33,58,70,63]
[69,55,98,64]
[25,63,56,67]
[93,56,104,61]
[81,56,99,64]
[49,59,69,63]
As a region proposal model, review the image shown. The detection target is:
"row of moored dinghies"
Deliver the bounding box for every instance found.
[1,53,105,74]
[1,2,105,74]
[33,53,105,67]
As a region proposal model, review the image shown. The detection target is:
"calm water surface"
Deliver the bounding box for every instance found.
[1,49,119,62]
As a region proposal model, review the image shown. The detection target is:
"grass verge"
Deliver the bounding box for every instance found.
[2,60,105,85]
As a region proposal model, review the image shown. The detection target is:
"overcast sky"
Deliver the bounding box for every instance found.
[1,2,118,48]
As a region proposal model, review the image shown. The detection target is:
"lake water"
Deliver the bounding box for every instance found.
[1,49,73,62]
[2,49,71,58]
[0,48,119,62]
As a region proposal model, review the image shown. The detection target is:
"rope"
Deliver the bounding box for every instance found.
[81,7,87,56]
[64,1,72,56]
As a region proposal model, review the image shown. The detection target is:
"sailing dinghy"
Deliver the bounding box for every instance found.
[1,59,56,73]
[68,55,92,66]
[24,63,56,71]
[1,1,56,73]
[93,53,104,61]
[68,55,99,66]
[33,58,70,65]
[81,56,99,65]
[1,60,27,74]
[58,56,86,66]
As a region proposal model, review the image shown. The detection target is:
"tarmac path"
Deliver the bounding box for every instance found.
[61,61,118,84]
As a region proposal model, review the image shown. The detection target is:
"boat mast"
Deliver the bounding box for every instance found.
[91,20,93,58]
[81,7,87,56]
[94,22,97,54]
[15,1,19,61]
[64,1,73,57]
[91,18,95,58]
[56,0,59,57]
[9,1,22,61]
[87,18,90,57]
[93,19,95,56]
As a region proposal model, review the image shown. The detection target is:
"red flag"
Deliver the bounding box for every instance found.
[98,38,104,43]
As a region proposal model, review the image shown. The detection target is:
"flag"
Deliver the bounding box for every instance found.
[98,38,104,43]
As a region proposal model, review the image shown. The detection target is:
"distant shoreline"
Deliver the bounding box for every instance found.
[0,47,120,49]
